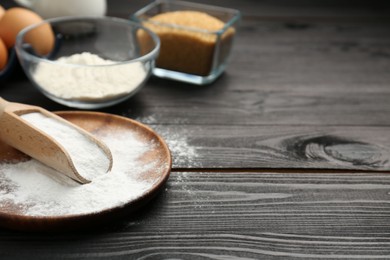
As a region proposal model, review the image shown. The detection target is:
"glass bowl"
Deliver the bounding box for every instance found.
[15,16,160,109]
[132,0,241,85]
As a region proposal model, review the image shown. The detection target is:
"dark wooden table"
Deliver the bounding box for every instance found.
[2,0,390,258]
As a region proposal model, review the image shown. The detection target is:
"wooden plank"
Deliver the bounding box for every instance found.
[3,73,390,127]
[231,21,390,92]
[108,20,390,126]
[0,88,389,170]
[6,0,388,20]
[107,0,390,20]
[148,125,390,170]
[2,171,390,258]
[110,85,390,126]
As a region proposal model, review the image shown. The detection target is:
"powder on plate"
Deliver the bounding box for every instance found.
[0,129,160,217]
[32,52,147,101]
[20,112,110,181]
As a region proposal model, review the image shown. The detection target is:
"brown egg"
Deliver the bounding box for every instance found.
[0,8,54,55]
[0,37,7,70]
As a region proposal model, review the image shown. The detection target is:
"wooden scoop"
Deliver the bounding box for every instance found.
[0,97,113,184]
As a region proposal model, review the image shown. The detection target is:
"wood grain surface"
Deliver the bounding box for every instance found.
[151,125,390,170]
[2,171,390,258]
[107,19,390,127]
[1,0,390,258]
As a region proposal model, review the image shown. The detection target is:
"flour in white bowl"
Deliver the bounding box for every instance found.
[32,52,147,101]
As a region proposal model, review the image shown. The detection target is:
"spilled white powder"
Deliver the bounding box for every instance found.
[32,52,147,101]
[20,112,110,181]
[0,129,161,217]
[135,118,200,168]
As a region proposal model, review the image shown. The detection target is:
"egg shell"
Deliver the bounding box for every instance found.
[0,37,7,70]
[0,7,54,55]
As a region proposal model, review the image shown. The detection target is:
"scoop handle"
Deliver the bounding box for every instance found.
[0,97,8,115]
[0,97,112,184]
[0,97,90,183]
[0,97,38,116]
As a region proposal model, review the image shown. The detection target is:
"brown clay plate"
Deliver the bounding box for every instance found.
[0,111,171,232]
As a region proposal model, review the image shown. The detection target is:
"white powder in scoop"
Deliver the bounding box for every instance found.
[20,112,110,181]
[0,129,161,217]
[32,52,147,101]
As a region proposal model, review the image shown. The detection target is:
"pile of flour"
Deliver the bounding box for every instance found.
[21,112,111,182]
[0,129,162,217]
[32,52,147,101]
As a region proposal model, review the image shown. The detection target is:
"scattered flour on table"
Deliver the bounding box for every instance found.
[135,116,199,168]
[0,130,159,217]
[21,112,110,182]
[165,131,199,167]
[32,52,147,101]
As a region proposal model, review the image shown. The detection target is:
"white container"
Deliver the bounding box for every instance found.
[14,0,107,18]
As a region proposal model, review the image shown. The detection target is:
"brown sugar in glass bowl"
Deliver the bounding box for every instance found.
[133,0,241,85]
